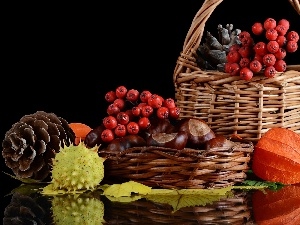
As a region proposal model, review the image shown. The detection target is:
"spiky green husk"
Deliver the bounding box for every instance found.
[51,141,105,192]
[52,194,105,225]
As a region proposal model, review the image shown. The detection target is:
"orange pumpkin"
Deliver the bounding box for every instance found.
[69,122,92,145]
[252,184,300,225]
[252,127,300,184]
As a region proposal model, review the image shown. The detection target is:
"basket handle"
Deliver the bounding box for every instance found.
[173,0,300,82]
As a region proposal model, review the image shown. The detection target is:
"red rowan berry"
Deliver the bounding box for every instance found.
[238,46,253,58]
[239,31,251,40]
[113,98,125,110]
[138,117,151,130]
[148,94,163,108]
[239,57,251,68]
[127,122,140,135]
[228,44,240,52]
[169,107,181,119]
[274,48,286,59]
[125,109,134,121]
[116,112,130,125]
[275,24,288,36]
[263,54,276,66]
[224,62,232,73]
[103,115,118,129]
[163,98,176,109]
[265,28,278,41]
[140,90,152,103]
[278,18,290,30]
[226,50,241,63]
[101,129,114,142]
[274,59,287,72]
[156,106,169,119]
[264,66,277,78]
[249,60,263,73]
[114,124,127,137]
[126,89,139,102]
[263,18,276,30]
[228,62,240,76]
[107,103,120,115]
[267,40,280,53]
[240,67,253,81]
[286,31,299,42]
[105,90,117,103]
[131,106,141,117]
[286,41,298,53]
[253,41,268,56]
[115,85,127,98]
[253,54,264,64]
[240,36,254,46]
[276,36,287,47]
[252,22,264,35]
[141,105,154,117]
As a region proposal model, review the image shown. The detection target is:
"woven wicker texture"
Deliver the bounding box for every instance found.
[104,191,253,225]
[100,140,253,189]
[173,0,300,143]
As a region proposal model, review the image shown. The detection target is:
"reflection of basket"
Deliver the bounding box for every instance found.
[100,140,253,189]
[173,0,300,143]
[103,191,253,224]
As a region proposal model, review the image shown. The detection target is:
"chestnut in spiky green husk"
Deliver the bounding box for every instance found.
[50,141,105,192]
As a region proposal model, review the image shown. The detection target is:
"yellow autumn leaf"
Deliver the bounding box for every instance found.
[105,195,143,203]
[146,190,234,212]
[148,186,232,196]
[103,181,152,198]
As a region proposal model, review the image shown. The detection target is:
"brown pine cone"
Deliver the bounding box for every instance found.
[2,111,75,181]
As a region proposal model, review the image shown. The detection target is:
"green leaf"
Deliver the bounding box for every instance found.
[238,180,285,190]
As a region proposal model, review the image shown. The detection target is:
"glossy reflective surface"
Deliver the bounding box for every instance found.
[2,182,300,224]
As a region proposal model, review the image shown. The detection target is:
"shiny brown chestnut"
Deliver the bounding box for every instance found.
[177,118,216,148]
[147,118,176,134]
[205,134,235,150]
[84,124,106,148]
[146,131,188,150]
[104,134,146,153]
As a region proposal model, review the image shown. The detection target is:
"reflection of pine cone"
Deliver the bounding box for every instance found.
[3,192,52,225]
[2,111,75,181]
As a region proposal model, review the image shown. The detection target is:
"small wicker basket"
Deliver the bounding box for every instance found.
[100,140,253,189]
[173,0,300,143]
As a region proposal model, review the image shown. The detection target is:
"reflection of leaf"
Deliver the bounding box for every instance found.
[146,190,233,212]
[2,171,45,184]
[105,195,143,203]
[103,181,152,198]
[149,186,233,196]
[9,183,44,196]
[41,183,88,195]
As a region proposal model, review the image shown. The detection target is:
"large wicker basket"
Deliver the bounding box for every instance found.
[99,139,253,189]
[173,0,300,143]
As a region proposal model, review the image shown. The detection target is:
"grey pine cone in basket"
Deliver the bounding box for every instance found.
[2,111,75,181]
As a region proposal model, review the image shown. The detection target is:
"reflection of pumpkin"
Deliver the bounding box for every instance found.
[252,127,300,184]
[252,184,300,225]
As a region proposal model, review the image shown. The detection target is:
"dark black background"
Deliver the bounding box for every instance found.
[1,0,299,219]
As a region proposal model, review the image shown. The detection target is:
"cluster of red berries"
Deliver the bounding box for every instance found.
[100,85,181,142]
[225,18,299,80]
